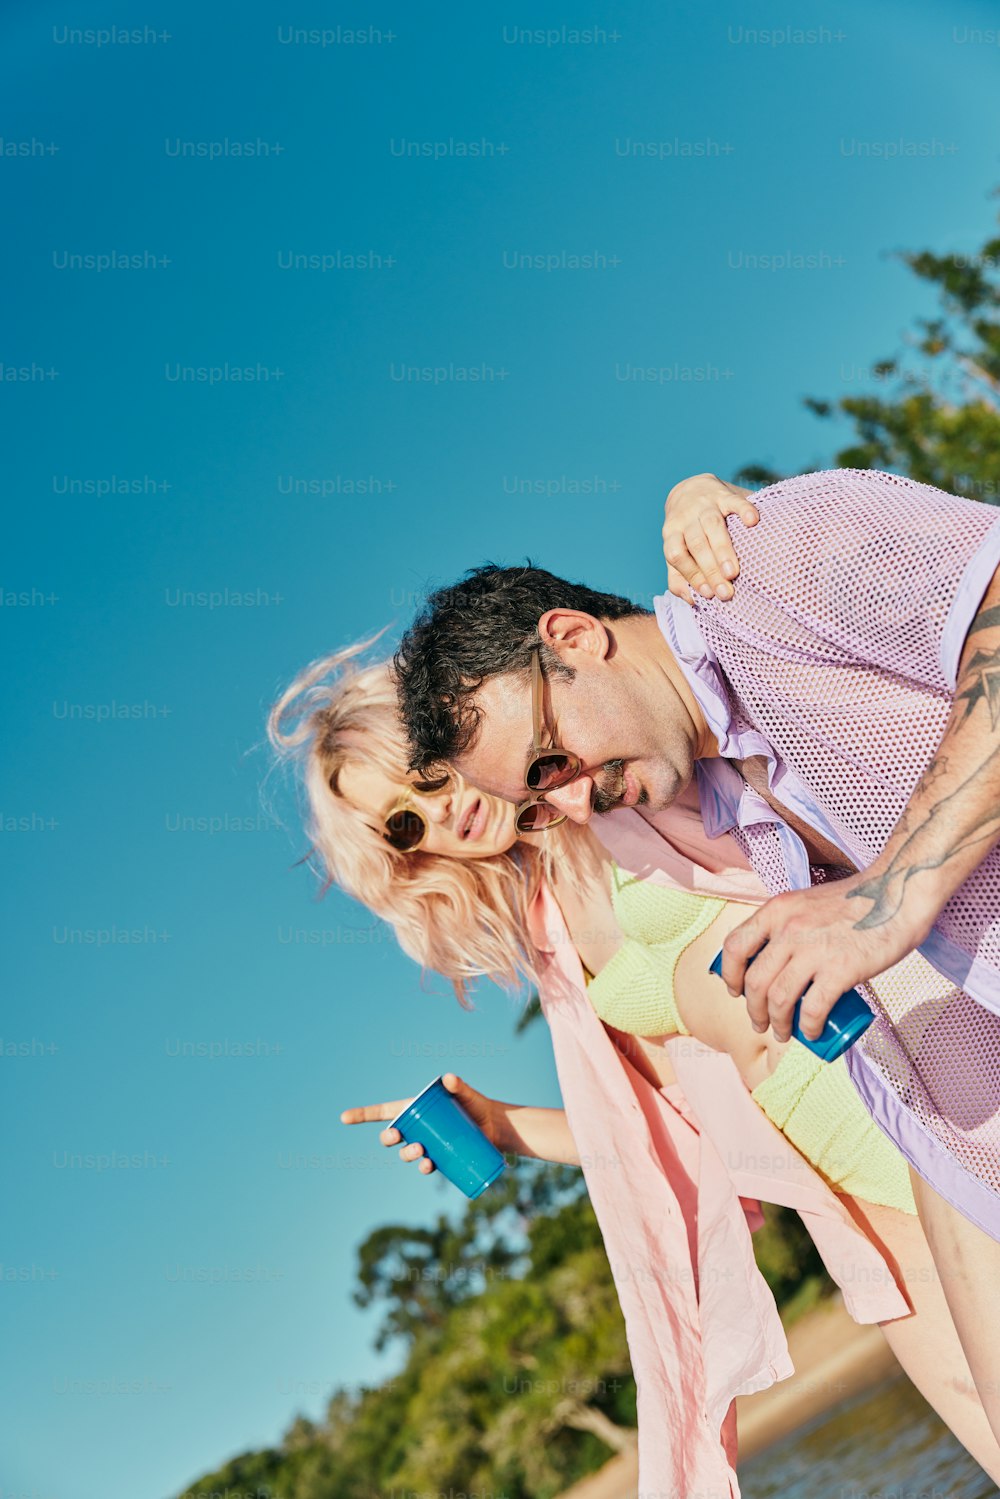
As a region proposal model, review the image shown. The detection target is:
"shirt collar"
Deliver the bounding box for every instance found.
[653,590,747,756]
[652,591,815,889]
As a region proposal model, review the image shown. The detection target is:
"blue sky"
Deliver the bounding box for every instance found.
[3,2,999,1496]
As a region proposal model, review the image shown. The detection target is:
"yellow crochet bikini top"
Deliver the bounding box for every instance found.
[583,868,919,1217]
[584,863,726,1037]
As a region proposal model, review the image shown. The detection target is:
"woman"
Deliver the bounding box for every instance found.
[268,493,1000,1488]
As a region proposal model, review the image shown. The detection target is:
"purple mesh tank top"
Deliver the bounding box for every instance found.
[655,467,1000,1237]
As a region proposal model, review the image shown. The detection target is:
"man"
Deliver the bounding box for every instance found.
[394,466,1000,1440]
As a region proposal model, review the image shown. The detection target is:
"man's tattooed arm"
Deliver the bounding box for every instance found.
[846,588,1000,934]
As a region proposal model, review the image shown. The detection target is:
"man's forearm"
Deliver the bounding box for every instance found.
[721,562,1000,1036]
[846,587,1000,938]
[497,1103,581,1167]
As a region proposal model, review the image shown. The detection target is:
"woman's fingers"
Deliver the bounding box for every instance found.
[667,567,699,605]
[340,1099,412,1124]
[341,1078,488,1177]
[662,476,760,603]
[699,510,741,594]
[339,1098,414,1148]
[398,1140,436,1173]
[339,1097,437,1171]
[683,510,755,599]
[684,521,736,600]
[666,524,730,601]
[722,493,760,528]
[664,529,703,602]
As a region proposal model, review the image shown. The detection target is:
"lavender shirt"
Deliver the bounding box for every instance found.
[651,467,1000,1234]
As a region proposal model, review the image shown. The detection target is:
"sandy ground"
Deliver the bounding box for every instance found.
[557,1293,902,1499]
[734,1293,900,1461]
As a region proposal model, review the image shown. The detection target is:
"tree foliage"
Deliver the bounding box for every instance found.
[737,190,1000,502]
[177,1159,638,1499]
[176,1157,830,1499]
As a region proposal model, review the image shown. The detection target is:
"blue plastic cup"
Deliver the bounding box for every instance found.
[708,947,874,1061]
[388,1076,507,1199]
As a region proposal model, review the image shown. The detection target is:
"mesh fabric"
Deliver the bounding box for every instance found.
[675,468,1000,1233]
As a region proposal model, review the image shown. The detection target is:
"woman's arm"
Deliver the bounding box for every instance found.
[497,1102,581,1166]
[340,1072,582,1171]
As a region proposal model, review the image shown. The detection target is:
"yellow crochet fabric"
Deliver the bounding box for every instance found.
[585,864,917,1215]
[585,865,726,1036]
[750,1044,916,1212]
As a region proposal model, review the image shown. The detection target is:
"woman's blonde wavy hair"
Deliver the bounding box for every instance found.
[267,631,591,1008]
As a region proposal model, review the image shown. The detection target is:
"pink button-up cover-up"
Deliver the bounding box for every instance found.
[529,853,910,1499]
[652,468,1000,1238]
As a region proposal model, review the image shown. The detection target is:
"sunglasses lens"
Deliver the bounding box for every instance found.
[515,801,563,833]
[384,808,426,852]
[526,753,579,793]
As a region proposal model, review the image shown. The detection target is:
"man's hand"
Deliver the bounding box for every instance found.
[720,872,932,1042]
[662,472,759,604]
[724,552,1000,1042]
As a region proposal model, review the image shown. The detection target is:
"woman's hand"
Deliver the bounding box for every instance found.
[662,473,760,604]
[340,1072,507,1176]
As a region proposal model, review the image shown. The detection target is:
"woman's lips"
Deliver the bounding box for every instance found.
[460,797,490,840]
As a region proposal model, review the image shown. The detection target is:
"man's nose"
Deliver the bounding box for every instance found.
[543,777,594,825]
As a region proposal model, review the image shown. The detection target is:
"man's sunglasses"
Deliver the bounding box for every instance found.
[382,648,583,851]
[513,647,582,834]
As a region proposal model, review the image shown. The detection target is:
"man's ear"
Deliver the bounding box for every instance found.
[537,609,610,663]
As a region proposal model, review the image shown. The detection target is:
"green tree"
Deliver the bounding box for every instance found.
[378,1207,636,1499]
[738,188,1000,501]
[351,1157,586,1351]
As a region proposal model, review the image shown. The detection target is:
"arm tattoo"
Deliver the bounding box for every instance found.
[964,603,1000,638]
[843,599,1000,930]
[954,650,1000,731]
[848,750,1000,928]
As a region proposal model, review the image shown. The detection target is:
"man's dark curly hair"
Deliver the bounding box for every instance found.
[393,562,651,771]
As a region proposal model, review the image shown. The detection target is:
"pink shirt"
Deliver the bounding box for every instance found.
[597,781,769,906]
[530,841,910,1497]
